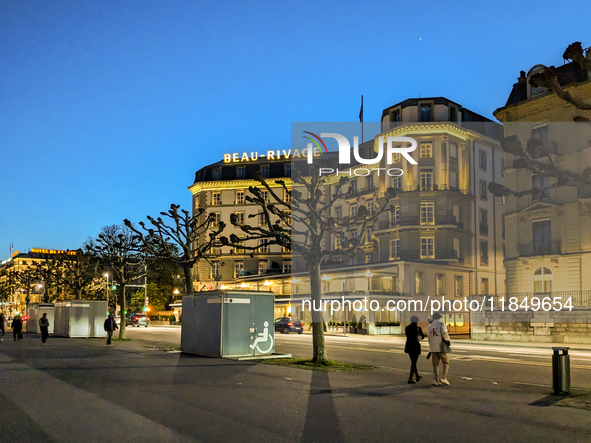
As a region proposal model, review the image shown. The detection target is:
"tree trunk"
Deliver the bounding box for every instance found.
[119,284,126,339]
[182,265,193,295]
[76,288,82,300]
[309,261,328,363]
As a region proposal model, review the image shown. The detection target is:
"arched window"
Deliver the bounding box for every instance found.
[533,267,552,293]
[527,65,547,98]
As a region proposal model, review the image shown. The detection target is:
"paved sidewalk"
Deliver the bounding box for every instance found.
[0,333,590,442]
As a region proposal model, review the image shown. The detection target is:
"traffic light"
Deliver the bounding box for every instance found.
[111,283,117,290]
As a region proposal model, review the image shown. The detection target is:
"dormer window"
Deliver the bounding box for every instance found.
[527,65,548,98]
[419,103,432,122]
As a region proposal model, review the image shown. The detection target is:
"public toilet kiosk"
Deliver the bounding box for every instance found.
[26,303,55,334]
[181,290,275,358]
[54,300,108,338]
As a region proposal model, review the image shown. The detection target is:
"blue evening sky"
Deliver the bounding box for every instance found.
[1,0,589,257]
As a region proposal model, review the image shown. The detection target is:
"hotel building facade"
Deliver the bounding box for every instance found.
[190,97,506,334]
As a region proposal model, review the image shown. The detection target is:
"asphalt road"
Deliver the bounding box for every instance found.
[127,326,591,391]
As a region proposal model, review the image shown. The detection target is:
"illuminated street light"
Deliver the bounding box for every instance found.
[240,282,247,288]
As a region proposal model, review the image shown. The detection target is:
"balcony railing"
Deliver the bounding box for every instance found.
[376,217,463,230]
[518,241,561,257]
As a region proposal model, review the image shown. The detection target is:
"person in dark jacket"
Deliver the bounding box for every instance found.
[0,313,6,342]
[39,313,50,345]
[12,315,23,341]
[104,313,118,346]
[404,316,424,384]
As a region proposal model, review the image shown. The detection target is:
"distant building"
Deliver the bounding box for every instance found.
[0,249,76,315]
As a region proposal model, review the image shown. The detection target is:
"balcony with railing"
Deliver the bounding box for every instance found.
[376,216,463,231]
[518,241,561,257]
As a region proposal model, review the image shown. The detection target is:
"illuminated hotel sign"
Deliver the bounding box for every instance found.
[224,148,321,163]
[30,248,77,256]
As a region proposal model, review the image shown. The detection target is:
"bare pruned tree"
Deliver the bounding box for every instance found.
[221,168,397,364]
[60,250,101,300]
[84,224,146,339]
[124,204,225,296]
[529,42,591,122]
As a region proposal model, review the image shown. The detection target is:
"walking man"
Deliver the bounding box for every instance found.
[39,313,50,345]
[427,312,451,386]
[12,315,23,341]
[104,313,118,346]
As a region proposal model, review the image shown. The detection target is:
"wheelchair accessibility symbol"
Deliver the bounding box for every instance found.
[250,321,274,353]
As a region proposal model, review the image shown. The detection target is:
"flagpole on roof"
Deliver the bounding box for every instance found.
[359,95,364,143]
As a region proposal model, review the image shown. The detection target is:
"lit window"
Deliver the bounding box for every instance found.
[420,172,433,191]
[420,237,434,259]
[284,190,292,203]
[259,238,269,253]
[415,271,424,294]
[259,213,268,226]
[212,212,221,228]
[392,205,400,225]
[335,236,341,250]
[481,278,489,295]
[365,254,373,264]
[211,262,221,279]
[436,274,445,296]
[420,143,433,159]
[234,262,244,278]
[258,261,268,274]
[454,275,463,297]
[212,192,221,206]
[533,266,552,293]
[480,240,488,265]
[390,239,400,259]
[391,152,402,164]
[233,236,244,254]
[420,202,434,225]
[283,261,292,274]
[235,191,245,204]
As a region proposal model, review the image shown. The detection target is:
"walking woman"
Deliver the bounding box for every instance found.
[12,315,23,341]
[0,313,5,342]
[404,316,424,384]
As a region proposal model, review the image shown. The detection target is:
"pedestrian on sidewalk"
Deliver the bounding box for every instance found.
[104,313,118,346]
[0,313,6,342]
[39,313,50,345]
[427,312,451,386]
[12,315,23,341]
[404,316,424,384]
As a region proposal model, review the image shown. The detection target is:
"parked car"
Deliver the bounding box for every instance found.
[275,317,303,334]
[126,313,150,327]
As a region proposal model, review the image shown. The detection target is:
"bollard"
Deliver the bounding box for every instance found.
[552,347,570,395]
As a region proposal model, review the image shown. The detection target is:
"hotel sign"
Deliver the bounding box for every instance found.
[224,148,321,163]
[30,248,76,256]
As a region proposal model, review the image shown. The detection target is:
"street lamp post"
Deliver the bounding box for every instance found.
[104,273,109,308]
